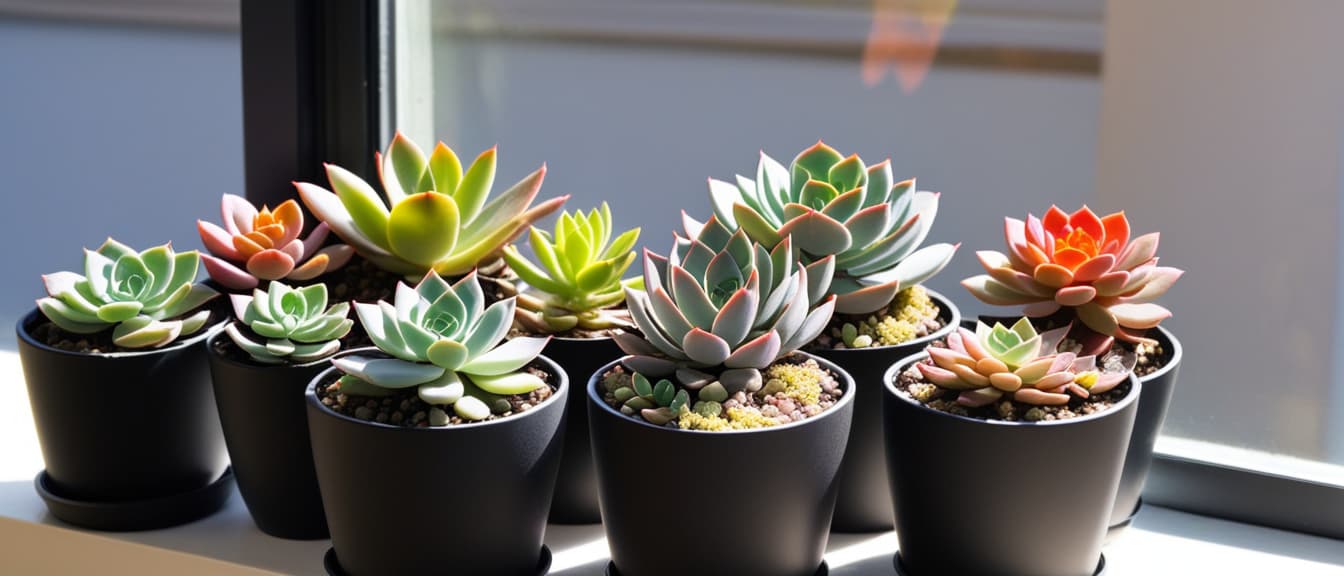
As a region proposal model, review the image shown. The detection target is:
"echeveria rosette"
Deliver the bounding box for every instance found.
[38,239,220,349]
[197,194,355,291]
[296,132,568,279]
[501,203,641,333]
[962,206,1184,344]
[704,141,957,314]
[224,282,353,364]
[616,214,837,388]
[332,270,550,421]
[918,318,1135,407]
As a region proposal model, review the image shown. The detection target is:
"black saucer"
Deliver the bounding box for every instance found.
[35,467,234,532]
[607,560,829,575]
[894,553,1106,575]
[1106,497,1143,542]
[324,545,553,576]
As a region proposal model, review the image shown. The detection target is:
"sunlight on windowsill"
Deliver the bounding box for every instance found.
[0,351,43,483]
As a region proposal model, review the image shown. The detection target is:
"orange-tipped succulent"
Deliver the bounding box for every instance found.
[199,194,354,291]
[962,206,1182,343]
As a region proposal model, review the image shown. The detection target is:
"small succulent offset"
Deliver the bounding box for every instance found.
[918,318,1134,407]
[297,132,567,279]
[331,270,550,422]
[607,372,690,426]
[704,142,957,314]
[501,203,641,333]
[224,283,353,364]
[38,239,219,349]
[198,194,354,290]
[613,214,836,425]
[963,206,1182,344]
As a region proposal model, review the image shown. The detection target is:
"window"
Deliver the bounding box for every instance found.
[243,0,1342,539]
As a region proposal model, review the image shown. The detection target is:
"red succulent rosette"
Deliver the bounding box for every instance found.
[962,205,1182,343]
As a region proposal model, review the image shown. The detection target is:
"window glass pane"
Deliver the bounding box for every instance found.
[412,0,1344,468]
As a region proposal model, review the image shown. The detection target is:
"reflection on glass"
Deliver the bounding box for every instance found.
[863,0,957,92]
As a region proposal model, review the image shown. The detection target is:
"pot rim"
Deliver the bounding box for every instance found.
[883,352,1142,428]
[586,350,855,436]
[1140,325,1182,383]
[305,352,569,432]
[528,332,622,344]
[16,307,225,359]
[810,288,961,355]
[206,324,362,370]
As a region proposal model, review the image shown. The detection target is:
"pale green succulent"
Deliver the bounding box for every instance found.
[224,282,352,364]
[502,203,641,333]
[296,132,568,279]
[38,239,219,349]
[704,142,957,314]
[616,215,836,412]
[332,270,550,422]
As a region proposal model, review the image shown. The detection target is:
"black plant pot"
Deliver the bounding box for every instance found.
[589,352,855,576]
[1109,325,1182,530]
[812,289,960,533]
[545,336,623,524]
[307,355,567,576]
[17,309,232,530]
[207,330,345,539]
[883,353,1139,576]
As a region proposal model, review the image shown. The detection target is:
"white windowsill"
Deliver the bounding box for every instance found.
[0,350,1340,575]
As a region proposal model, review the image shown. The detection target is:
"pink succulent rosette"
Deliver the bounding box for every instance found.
[197,194,354,290]
[962,205,1182,344]
[917,319,1135,407]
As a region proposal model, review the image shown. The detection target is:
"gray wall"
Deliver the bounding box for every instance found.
[0,18,242,345]
[432,37,1102,314]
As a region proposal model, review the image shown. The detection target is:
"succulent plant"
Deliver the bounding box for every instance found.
[501,203,641,333]
[703,142,957,314]
[296,132,568,280]
[224,282,352,364]
[331,270,550,422]
[616,214,836,396]
[918,318,1134,407]
[607,372,691,426]
[962,206,1183,343]
[198,194,354,291]
[38,239,220,349]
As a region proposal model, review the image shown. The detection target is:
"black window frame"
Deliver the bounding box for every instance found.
[241,0,390,210]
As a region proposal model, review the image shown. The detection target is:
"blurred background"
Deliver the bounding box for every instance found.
[1,0,1341,473]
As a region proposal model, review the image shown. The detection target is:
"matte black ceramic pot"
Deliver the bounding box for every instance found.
[883,353,1139,576]
[307,355,567,576]
[813,289,960,533]
[1109,325,1182,530]
[17,309,231,529]
[545,336,623,524]
[589,352,855,576]
[207,330,346,539]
